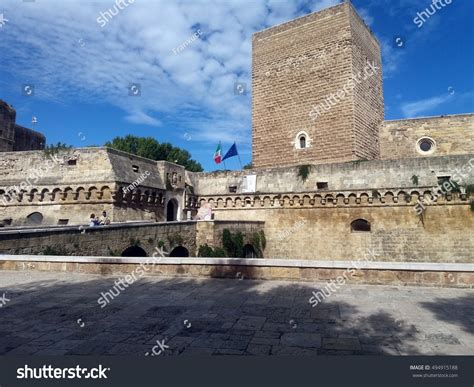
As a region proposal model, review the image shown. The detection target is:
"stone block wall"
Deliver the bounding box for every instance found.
[13,125,45,151]
[381,114,474,160]
[252,2,383,168]
[0,148,185,226]
[0,100,16,152]
[192,154,474,196]
[348,4,383,160]
[202,201,473,263]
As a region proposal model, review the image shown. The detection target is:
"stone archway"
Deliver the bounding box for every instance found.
[243,244,258,258]
[169,246,189,257]
[121,246,147,257]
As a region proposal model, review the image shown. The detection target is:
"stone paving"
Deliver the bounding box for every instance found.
[0,270,472,356]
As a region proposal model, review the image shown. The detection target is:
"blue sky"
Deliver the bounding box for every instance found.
[0,0,473,171]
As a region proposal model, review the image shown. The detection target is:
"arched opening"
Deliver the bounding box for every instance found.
[169,246,189,257]
[243,244,258,258]
[121,246,147,257]
[166,199,178,221]
[299,135,306,149]
[351,219,371,232]
[26,212,43,226]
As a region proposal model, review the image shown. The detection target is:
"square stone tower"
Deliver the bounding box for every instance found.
[252,1,384,168]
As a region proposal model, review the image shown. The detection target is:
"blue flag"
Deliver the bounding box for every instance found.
[222,142,239,161]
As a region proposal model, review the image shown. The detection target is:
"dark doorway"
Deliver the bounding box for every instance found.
[166,199,178,221]
[26,212,43,226]
[121,246,147,257]
[243,244,258,258]
[169,246,189,257]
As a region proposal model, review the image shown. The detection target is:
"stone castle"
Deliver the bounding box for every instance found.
[1,2,473,266]
[0,100,45,152]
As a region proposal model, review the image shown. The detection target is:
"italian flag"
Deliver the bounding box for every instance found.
[214,143,222,164]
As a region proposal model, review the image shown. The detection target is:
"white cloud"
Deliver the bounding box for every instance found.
[0,0,352,142]
[401,94,453,117]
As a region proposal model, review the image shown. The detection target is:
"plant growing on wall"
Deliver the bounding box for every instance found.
[107,247,121,256]
[167,233,184,247]
[158,240,166,248]
[41,245,67,256]
[251,230,267,258]
[371,190,380,199]
[129,237,141,246]
[297,165,312,183]
[43,142,73,157]
[197,244,227,257]
[222,229,244,258]
[464,184,474,195]
[411,175,419,186]
[470,201,474,212]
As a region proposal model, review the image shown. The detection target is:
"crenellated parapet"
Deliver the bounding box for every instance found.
[196,187,471,210]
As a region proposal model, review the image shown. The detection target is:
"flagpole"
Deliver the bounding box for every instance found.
[235,142,242,169]
[220,141,226,171]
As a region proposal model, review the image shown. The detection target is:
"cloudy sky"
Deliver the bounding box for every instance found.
[0,0,473,170]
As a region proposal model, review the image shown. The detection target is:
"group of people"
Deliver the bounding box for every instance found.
[89,211,111,227]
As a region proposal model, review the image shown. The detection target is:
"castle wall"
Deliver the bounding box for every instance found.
[348,5,383,160]
[252,2,383,168]
[0,148,186,226]
[192,155,474,195]
[0,101,16,152]
[252,3,354,168]
[381,114,474,160]
[196,198,472,264]
[13,125,46,151]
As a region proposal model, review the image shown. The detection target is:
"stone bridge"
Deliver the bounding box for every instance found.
[0,220,265,258]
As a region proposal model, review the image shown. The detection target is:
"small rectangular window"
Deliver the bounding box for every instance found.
[437,176,450,185]
[2,218,12,226]
[132,165,139,173]
[229,185,237,193]
[317,182,328,190]
[67,159,77,166]
[57,219,69,225]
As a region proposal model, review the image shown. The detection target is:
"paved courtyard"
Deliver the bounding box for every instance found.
[0,270,472,356]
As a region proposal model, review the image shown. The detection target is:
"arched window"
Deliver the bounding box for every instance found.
[351,219,371,232]
[294,131,311,149]
[299,135,306,149]
[26,212,43,226]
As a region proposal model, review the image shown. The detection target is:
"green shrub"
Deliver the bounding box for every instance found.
[41,246,67,256]
[411,175,419,186]
[297,165,312,183]
[252,230,266,258]
[197,244,227,257]
[222,229,244,258]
